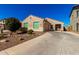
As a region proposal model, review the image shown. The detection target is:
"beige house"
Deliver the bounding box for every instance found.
[22,15,64,31]
[70,5,79,32]
[0,20,5,29]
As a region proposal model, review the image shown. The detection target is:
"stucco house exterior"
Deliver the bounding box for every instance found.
[70,5,79,32]
[22,15,64,31]
[0,20,5,30]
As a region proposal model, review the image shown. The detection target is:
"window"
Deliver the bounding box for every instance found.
[76,23,79,32]
[77,11,79,17]
[33,22,39,29]
[24,22,28,28]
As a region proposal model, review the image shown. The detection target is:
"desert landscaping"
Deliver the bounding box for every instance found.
[0,30,44,51]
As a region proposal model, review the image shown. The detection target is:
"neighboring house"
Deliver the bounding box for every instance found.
[22,15,64,31]
[70,5,79,32]
[0,20,5,30]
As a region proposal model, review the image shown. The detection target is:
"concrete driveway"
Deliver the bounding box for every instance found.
[1,31,79,55]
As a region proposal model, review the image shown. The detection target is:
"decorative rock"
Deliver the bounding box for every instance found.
[0,39,6,42]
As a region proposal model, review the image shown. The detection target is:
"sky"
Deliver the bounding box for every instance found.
[0,4,75,26]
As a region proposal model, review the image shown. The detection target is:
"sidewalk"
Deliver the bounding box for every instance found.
[63,31,79,37]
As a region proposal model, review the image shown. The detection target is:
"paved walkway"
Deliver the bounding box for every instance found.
[0,31,79,55]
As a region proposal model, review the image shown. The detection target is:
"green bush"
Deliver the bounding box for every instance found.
[18,27,27,34]
[27,29,34,34]
[5,17,21,32]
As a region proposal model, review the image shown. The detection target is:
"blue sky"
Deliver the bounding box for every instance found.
[0,4,75,26]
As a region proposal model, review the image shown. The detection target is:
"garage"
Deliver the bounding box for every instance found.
[55,24,61,31]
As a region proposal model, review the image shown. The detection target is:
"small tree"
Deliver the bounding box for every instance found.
[5,17,21,32]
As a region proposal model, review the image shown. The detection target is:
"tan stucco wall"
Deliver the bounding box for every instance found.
[70,9,79,32]
[70,10,76,31]
[43,20,52,31]
[22,15,44,31]
[45,18,64,31]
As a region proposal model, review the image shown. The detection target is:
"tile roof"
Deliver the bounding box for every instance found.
[70,5,79,17]
[45,18,64,25]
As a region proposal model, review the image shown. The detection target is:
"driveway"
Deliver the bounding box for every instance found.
[1,31,79,55]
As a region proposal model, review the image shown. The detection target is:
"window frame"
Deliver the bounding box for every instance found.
[77,11,79,17]
[33,21,39,29]
[24,22,28,28]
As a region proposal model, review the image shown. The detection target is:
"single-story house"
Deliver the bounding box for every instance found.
[22,15,64,31]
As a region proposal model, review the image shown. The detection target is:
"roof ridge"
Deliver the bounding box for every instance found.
[28,14,44,20]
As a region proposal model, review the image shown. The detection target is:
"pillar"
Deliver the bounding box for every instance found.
[61,24,63,31]
[53,24,55,31]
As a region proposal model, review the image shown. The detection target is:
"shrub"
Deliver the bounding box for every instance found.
[20,38,24,40]
[18,27,27,34]
[27,29,34,34]
[0,34,7,39]
[0,34,4,39]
